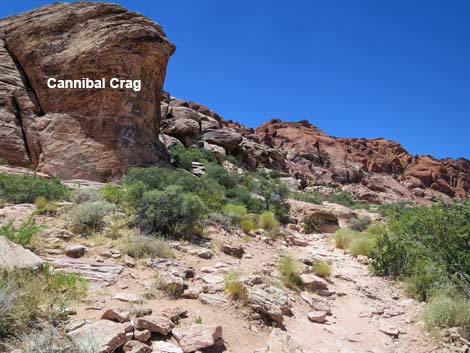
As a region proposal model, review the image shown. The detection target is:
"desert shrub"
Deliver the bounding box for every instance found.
[136,186,206,237]
[0,157,6,165]
[34,197,58,216]
[328,191,370,210]
[203,163,240,189]
[0,217,42,246]
[240,218,255,233]
[206,212,234,230]
[264,226,286,239]
[70,188,102,204]
[349,216,372,232]
[259,211,279,230]
[371,200,470,300]
[224,154,239,165]
[294,191,323,205]
[278,255,303,290]
[377,201,412,218]
[314,260,332,278]
[0,173,69,204]
[169,145,216,170]
[332,229,357,249]
[67,201,114,232]
[0,268,87,340]
[119,233,174,259]
[100,184,124,205]
[224,271,248,303]
[423,294,470,339]
[19,327,99,353]
[349,235,377,257]
[302,214,324,234]
[223,204,248,224]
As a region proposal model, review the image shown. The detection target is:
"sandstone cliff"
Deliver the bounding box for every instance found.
[0,2,175,181]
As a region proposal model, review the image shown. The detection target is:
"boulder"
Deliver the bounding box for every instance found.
[134,315,174,335]
[221,243,245,258]
[101,308,130,323]
[0,2,175,181]
[299,274,329,291]
[307,310,327,323]
[0,236,43,270]
[161,118,200,146]
[202,128,242,153]
[246,286,292,323]
[134,329,151,343]
[68,320,133,353]
[123,340,152,353]
[65,245,86,258]
[172,325,223,353]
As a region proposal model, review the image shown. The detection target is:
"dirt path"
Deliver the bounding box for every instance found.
[285,231,439,353]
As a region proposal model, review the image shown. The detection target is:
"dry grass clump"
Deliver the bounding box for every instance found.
[313,260,332,278]
[224,271,248,303]
[278,255,303,290]
[118,232,174,259]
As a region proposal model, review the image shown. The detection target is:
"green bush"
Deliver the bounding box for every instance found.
[302,214,324,234]
[278,255,303,290]
[70,188,102,204]
[119,233,174,259]
[67,201,114,232]
[371,200,470,300]
[349,216,372,232]
[328,191,370,210]
[0,157,7,165]
[100,184,125,205]
[0,217,42,246]
[136,186,206,237]
[259,211,279,230]
[349,235,377,257]
[240,218,255,233]
[423,293,470,340]
[223,204,247,224]
[294,191,323,205]
[332,229,357,249]
[0,173,69,204]
[169,145,216,170]
[314,260,332,278]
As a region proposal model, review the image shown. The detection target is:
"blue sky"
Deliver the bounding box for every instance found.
[2,1,469,159]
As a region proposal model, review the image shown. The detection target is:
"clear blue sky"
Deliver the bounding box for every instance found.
[2,1,469,159]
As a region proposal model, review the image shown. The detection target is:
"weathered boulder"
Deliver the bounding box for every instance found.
[0,236,43,270]
[202,128,242,153]
[123,341,152,353]
[64,244,86,258]
[172,325,223,353]
[246,286,292,323]
[221,243,245,258]
[300,274,329,291]
[101,307,130,323]
[0,2,175,181]
[161,118,200,146]
[134,315,174,335]
[68,320,133,353]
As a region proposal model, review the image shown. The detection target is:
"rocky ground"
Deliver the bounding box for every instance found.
[2,196,466,353]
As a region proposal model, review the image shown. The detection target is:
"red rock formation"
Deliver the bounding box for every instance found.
[0,3,175,181]
[255,119,469,200]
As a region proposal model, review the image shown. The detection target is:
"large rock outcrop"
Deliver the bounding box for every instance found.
[0,2,175,181]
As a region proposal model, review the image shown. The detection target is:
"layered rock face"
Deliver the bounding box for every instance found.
[0,2,175,181]
[255,119,470,200]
